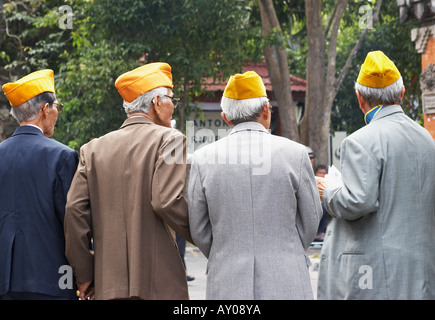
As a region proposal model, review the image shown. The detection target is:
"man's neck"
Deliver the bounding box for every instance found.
[128,112,153,121]
[20,121,43,133]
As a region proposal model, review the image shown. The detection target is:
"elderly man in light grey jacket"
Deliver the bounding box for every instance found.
[188,71,322,300]
[318,51,435,300]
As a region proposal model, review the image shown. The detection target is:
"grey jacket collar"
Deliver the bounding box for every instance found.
[230,121,270,135]
[371,105,404,123]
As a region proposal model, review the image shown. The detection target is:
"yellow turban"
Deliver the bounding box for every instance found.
[223,71,267,100]
[357,51,401,89]
[2,69,55,107]
[115,62,173,102]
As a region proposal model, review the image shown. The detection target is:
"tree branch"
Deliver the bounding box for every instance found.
[0,3,24,62]
[328,0,383,107]
[325,0,348,96]
[324,3,338,39]
[259,0,300,141]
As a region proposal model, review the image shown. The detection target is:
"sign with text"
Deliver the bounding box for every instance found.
[423,92,435,114]
[187,111,232,151]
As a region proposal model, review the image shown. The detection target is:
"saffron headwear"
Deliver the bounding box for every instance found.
[2,69,55,107]
[356,51,401,89]
[223,71,267,100]
[115,62,173,102]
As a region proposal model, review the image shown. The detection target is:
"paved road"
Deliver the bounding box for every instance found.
[184,244,322,300]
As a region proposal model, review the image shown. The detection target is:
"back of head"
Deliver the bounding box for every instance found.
[115,62,173,115]
[10,92,56,123]
[2,69,56,123]
[221,71,268,125]
[355,51,404,108]
[122,87,168,115]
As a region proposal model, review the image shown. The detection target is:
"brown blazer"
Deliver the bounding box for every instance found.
[64,117,193,300]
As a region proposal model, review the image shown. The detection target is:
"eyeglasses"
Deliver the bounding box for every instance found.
[164,95,180,108]
[40,102,64,115]
[53,102,64,114]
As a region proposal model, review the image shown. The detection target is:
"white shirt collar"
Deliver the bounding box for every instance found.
[24,124,43,133]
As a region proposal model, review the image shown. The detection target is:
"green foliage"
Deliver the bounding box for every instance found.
[93,0,263,113]
[246,0,307,78]
[62,0,263,147]
[1,0,262,149]
[0,0,425,149]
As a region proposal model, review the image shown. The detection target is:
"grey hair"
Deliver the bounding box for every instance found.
[123,87,169,115]
[10,92,56,123]
[220,96,269,125]
[355,77,404,108]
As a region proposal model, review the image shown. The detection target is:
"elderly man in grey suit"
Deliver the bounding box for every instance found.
[318,51,435,300]
[188,71,322,300]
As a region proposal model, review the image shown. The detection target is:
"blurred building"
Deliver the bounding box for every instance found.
[0,105,17,142]
[0,77,18,142]
[398,0,435,139]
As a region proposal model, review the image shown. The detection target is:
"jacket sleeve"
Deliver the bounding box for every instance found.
[151,131,193,244]
[322,137,380,220]
[187,153,212,258]
[64,146,94,283]
[295,151,323,250]
[54,149,79,224]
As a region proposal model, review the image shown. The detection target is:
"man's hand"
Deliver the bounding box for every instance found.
[77,281,95,300]
[315,176,327,201]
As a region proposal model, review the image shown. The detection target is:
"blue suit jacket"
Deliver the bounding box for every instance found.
[0,126,78,298]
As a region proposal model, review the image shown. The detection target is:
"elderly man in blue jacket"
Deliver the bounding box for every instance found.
[0,69,78,300]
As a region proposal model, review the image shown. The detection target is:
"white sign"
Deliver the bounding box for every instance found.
[422,93,435,114]
[187,111,231,150]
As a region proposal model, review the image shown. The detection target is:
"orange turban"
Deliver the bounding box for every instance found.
[2,69,55,107]
[115,62,173,102]
[357,51,401,89]
[223,71,267,100]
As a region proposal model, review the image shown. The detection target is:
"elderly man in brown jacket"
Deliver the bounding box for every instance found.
[64,62,193,300]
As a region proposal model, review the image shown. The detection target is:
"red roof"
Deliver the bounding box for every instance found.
[204,62,306,93]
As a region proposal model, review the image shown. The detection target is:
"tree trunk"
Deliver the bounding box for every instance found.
[177,78,189,133]
[301,0,327,164]
[302,0,383,167]
[258,0,300,142]
[327,0,383,109]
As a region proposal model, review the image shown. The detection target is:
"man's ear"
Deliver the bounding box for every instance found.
[153,95,162,113]
[261,103,270,119]
[356,90,363,106]
[41,103,50,118]
[221,112,233,126]
[399,86,406,102]
[356,90,369,113]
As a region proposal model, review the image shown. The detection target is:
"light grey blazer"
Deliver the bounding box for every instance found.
[188,122,322,300]
[319,105,435,300]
